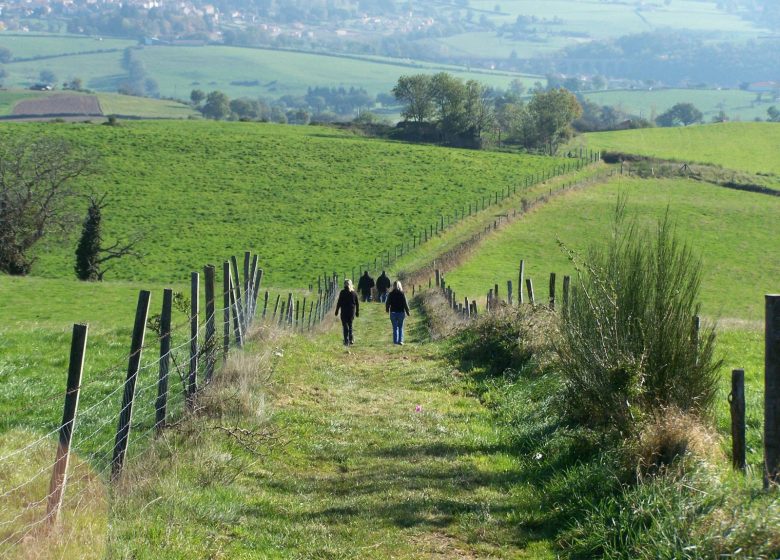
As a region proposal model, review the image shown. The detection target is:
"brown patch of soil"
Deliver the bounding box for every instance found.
[12,94,102,116]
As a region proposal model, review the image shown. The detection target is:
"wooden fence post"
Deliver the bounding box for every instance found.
[549,273,556,310]
[222,262,230,362]
[730,369,746,472]
[765,294,780,487]
[204,266,216,383]
[250,265,262,322]
[526,278,535,305]
[518,260,525,305]
[155,289,173,433]
[230,255,245,331]
[249,256,260,320]
[230,274,244,348]
[243,251,251,317]
[111,290,151,481]
[46,323,88,523]
[262,291,269,320]
[187,272,199,409]
[507,280,513,305]
[563,275,571,315]
[435,269,441,288]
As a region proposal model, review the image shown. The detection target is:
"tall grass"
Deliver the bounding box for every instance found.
[557,199,721,434]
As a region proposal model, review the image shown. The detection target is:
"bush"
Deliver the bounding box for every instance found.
[455,304,556,376]
[557,200,721,435]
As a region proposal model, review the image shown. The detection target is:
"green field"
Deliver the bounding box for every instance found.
[0,90,43,115]
[584,88,774,123]
[0,89,197,118]
[1,120,563,286]
[579,122,780,175]
[96,93,197,118]
[0,119,565,453]
[443,176,780,321]
[0,35,542,102]
[0,33,134,59]
[430,0,766,61]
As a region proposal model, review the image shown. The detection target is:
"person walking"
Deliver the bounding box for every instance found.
[385,280,410,345]
[335,279,359,346]
[376,270,391,303]
[357,271,375,302]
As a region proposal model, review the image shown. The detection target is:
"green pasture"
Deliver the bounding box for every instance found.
[0,33,133,59]
[580,122,780,175]
[0,90,42,115]
[432,0,765,61]
[0,89,196,119]
[0,35,541,101]
[1,120,563,286]
[443,176,780,321]
[584,88,772,123]
[96,93,197,118]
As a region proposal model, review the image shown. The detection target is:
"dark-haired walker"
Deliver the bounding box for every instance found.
[335,279,359,346]
[385,280,410,345]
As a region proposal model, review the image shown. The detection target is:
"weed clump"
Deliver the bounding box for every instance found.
[455,304,556,377]
[557,200,721,435]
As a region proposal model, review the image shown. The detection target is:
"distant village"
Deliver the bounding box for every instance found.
[0,0,438,45]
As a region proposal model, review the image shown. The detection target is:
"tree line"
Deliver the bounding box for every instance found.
[392,73,582,154]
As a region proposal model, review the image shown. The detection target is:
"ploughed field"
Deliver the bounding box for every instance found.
[11,94,102,116]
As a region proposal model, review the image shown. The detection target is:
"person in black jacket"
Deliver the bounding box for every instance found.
[385,280,411,345]
[357,271,375,302]
[376,270,391,303]
[335,279,359,346]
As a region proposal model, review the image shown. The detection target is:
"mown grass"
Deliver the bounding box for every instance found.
[443,176,780,321]
[578,122,780,175]
[0,120,564,286]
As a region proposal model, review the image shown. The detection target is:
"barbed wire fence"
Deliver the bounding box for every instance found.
[0,251,339,556]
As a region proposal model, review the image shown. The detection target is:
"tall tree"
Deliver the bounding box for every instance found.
[0,137,94,275]
[656,103,703,127]
[430,72,467,140]
[464,80,495,139]
[201,90,231,120]
[523,88,582,155]
[392,74,434,124]
[74,195,142,281]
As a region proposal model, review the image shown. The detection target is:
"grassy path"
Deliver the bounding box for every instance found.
[243,300,544,558]
[109,298,549,558]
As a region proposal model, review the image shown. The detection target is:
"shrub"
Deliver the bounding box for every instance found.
[557,200,721,435]
[455,304,556,376]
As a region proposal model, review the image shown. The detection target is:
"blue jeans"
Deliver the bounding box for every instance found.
[378,292,388,303]
[390,312,406,344]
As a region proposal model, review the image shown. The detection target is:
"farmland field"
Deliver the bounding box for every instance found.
[0,119,569,478]
[0,36,542,101]
[578,122,780,175]
[0,33,134,59]
[428,0,766,60]
[11,93,101,116]
[583,88,772,123]
[443,176,780,321]
[0,120,564,286]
